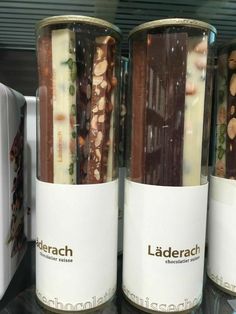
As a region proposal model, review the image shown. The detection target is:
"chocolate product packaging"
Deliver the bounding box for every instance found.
[207,40,236,296]
[118,56,128,255]
[122,18,216,313]
[24,96,36,241]
[36,15,121,312]
[0,83,27,299]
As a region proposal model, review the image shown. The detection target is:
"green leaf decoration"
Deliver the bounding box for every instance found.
[219,134,225,144]
[220,124,226,135]
[69,163,74,175]
[69,85,75,96]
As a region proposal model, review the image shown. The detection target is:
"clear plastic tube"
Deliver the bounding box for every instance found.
[36,16,121,184]
[127,19,216,186]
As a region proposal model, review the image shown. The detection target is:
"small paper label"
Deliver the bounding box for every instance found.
[123,180,208,312]
[207,175,236,294]
[36,179,118,311]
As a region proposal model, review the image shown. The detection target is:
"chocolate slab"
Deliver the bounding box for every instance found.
[51,29,77,184]
[37,32,53,183]
[129,38,147,183]
[145,33,187,186]
[215,53,227,179]
[76,33,95,184]
[226,49,236,179]
[85,36,116,183]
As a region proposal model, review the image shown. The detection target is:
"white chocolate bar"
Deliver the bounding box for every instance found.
[52,29,77,184]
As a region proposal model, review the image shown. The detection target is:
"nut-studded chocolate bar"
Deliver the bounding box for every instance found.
[145,33,187,186]
[37,32,53,182]
[52,29,77,184]
[214,53,227,178]
[226,49,236,179]
[75,32,95,184]
[85,36,116,183]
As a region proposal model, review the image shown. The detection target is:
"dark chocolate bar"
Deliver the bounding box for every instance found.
[129,39,147,183]
[145,33,187,185]
[162,33,187,186]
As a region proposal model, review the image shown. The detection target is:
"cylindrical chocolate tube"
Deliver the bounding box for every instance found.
[127,20,215,186]
[123,18,216,313]
[208,40,236,297]
[36,15,121,313]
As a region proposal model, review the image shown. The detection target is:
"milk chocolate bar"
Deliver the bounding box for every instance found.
[85,36,116,183]
[145,33,187,186]
[183,37,208,185]
[129,39,147,183]
[226,49,236,179]
[52,29,77,184]
[37,33,53,182]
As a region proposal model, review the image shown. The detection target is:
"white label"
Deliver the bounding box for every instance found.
[207,175,236,294]
[123,180,208,313]
[36,179,118,312]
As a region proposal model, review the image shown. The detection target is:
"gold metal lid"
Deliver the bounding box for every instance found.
[129,18,217,38]
[36,15,121,37]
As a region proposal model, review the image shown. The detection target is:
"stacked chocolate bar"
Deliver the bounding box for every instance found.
[214,43,236,179]
[129,32,208,186]
[37,26,118,184]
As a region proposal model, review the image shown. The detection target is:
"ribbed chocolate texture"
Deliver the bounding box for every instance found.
[130,33,187,185]
[37,33,53,182]
[129,39,147,183]
[145,33,187,185]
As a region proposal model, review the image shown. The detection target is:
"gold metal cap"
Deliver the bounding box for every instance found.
[129,18,217,38]
[36,15,121,37]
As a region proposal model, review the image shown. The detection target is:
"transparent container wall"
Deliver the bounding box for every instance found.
[119,57,128,167]
[36,20,121,184]
[214,43,236,179]
[127,22,216,186]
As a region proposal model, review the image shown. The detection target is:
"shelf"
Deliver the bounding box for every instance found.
[0,242,236,313]
[0,0,236,52]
